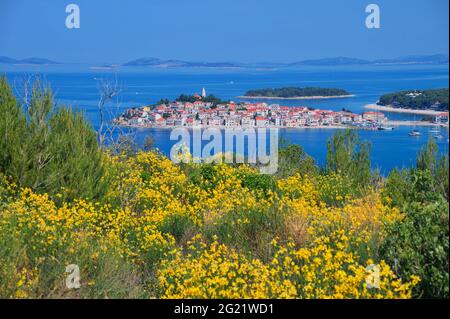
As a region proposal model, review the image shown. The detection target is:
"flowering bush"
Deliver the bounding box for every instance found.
[1,148,439,299]
[157,235,418,299]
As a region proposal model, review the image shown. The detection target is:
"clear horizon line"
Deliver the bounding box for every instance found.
[1,53,449,66]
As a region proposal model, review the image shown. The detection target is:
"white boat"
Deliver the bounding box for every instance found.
[378,126,395,131]
[429,128,441,134]
[409,130,421,137]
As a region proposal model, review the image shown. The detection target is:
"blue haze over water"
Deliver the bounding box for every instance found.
[2,64,449,174]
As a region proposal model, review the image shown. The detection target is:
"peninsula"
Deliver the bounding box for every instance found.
[376,88,449,111]
[114,90,396,130]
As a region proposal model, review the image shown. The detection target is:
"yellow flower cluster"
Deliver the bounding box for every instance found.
[104,151,274,228]
[158,234,419,299]
[270,233,419,299]
[158,236,297,299]
[0,187,174,276]
[0,150,419,299]
[278,173,402,246]
[0,173,17,204]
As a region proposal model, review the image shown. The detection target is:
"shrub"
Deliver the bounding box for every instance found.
[0,77,106,202]
[380,199,449,298]
[277,144,318,178]
[381,139,449,298]
[326,129,372,192]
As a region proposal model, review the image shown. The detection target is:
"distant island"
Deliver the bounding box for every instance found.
[120,54,448,69]
[122,57,240,68]
[0,56,59,65]
[289,54,448,67]
[1,54,447,69]
[239,87,354,100]
[289,57,371,66]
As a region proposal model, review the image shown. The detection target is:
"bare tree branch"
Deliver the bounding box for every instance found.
[14,73,35,110]
[96,75,123,148]
[95,75,136,152]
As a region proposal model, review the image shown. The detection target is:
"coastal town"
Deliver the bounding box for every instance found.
[114,89,449,130]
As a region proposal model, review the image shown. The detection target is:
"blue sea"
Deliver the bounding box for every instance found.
[1,63,449,173]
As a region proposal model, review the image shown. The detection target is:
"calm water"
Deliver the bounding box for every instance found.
[2,63,449,173]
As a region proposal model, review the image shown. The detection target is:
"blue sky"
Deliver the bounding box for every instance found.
[0,0,448,63]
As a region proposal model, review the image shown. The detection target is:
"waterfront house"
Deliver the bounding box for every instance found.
[225,118,239,127]
[209,117,223,126]
[174,119,184,126]
[256,117,269,127]
[149,113,162,122]
[435,112,449,125]
[198,111,208,120]
[338,111,355,123]
[363,112,387,124]
[274,118,282,126]
[284,119,298,127]
[296,118,307,126]
[156,118,166,126]
[241,117,255,126]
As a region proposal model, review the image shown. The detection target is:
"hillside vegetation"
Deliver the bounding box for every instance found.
[244,87,351,98]
[0,77,448,299]
[378,88,449,111]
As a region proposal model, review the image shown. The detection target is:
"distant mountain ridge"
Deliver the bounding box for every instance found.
[0,56,59,65]
[122,54,448,68]
[123,57,239,68]
[1,54,447,68]
[372,54,449,65]
[289,54,448,66]
[290,57,371,66]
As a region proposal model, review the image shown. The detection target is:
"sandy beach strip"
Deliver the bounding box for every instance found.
[236,95,355,100]
[365,103,445,116]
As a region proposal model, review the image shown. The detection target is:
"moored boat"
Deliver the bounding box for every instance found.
[429,128,441,134]
[409,130,421,137]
